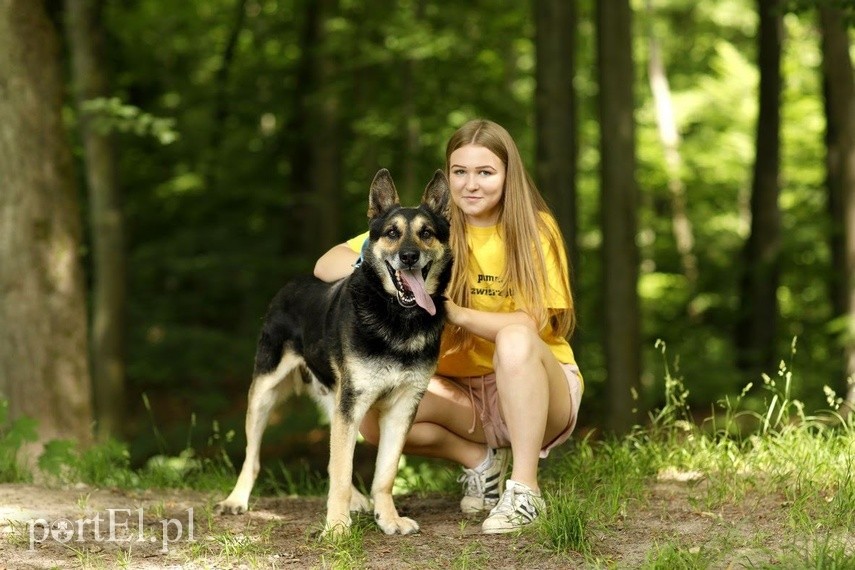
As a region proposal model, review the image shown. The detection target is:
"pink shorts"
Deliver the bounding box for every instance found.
[445,364,583,459]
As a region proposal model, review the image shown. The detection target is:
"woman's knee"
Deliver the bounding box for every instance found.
[359,411,380,447]
[493,324,539,370]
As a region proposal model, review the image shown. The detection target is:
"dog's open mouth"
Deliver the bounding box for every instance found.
[386,261,436,315]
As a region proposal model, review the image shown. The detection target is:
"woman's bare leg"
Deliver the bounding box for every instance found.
[492,324,573,492]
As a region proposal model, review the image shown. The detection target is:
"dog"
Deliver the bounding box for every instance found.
[215,169,452,536]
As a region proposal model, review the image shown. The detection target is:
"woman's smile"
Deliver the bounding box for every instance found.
[448,144,506,227]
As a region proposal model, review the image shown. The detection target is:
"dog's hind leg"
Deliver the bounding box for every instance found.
[215,353,301,515]
[371,386,424,535]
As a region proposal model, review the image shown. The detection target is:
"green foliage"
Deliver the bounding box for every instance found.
[393,455,458,496]
[538,340,855,563]
[641,542,710,570]
[537,484,591,556]
[79,96,179,144]
[258,461,328,498]
[58,0,847,462]
[0,399,37,483]
[38,438,139,488]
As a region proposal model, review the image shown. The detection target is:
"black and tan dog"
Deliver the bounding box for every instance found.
[216,169,452,536]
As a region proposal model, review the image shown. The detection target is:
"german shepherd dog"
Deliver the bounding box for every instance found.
[216,169,452,536]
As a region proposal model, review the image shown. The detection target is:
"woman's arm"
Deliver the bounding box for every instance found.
[314,243,360,282]
[444,299,538,342]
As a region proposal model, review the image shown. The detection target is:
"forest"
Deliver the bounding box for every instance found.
[1,0,854,468]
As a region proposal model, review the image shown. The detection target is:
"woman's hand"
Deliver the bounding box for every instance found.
[444,297,465,327]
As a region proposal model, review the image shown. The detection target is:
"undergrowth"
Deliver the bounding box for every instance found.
[2,337,854,568]
[536,338,855,566]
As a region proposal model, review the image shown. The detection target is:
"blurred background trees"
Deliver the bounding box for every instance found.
[0,0,93,455]
[0,0,853,462]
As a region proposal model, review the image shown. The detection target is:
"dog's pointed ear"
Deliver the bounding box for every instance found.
[368,168,400,219]
[421,170,449,216]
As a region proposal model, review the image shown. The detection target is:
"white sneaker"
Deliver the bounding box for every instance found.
[481,479,545,534]
[458,447,511,514]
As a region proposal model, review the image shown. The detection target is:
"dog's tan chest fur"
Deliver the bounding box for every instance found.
[342,357,434,400]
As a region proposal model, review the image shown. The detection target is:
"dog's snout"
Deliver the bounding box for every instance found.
[399,249,420,268]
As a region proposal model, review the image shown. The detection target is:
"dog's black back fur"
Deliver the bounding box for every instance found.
[216,168,452,535]
[252,172,452,408]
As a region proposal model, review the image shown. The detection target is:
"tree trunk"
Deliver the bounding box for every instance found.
[596,0,642,434]
[285,0,341,260]
[534,0,579,288]
[65,0,127,441]
[645,0,698,289]
[206,0,248,186]
[308,0,342,255]
[735,0,783,377]
[0,0,93,454]
[819,6,855,409]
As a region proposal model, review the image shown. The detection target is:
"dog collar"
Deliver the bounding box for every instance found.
[352,238,369,269]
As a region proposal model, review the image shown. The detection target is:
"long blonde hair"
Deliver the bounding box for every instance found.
[444,119,575,353]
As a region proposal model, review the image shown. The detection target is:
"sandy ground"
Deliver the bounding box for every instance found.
[0,478,827,569]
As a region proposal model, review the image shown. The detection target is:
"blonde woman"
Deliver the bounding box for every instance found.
[314,119,583,533]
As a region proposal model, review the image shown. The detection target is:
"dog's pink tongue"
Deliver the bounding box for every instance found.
[399,269,436,315]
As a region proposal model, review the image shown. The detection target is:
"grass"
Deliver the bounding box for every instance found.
[529,338,855,567]
[3,338,855,567]
[314,515,370,569]
[641,542,709,569]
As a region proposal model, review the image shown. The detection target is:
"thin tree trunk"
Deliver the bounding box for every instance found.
[535,0,579,289]
[284,0,341,259]
[65,0,127,441]
[645,0,698,289]
[400,0,425,205]
[0,0,93,456]
[735,0,783,377]
[819,6,855,409]
[596,0,642,434]
[206,0,248,186]
[308,0,341,256]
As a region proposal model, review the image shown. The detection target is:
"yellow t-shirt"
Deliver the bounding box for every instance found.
[345,214,576,378]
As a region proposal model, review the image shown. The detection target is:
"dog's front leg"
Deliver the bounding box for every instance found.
[324,409,362,537]
[371,388,423,535]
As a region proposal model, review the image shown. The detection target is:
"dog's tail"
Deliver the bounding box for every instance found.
[249,326,307,416]
[253,323,288,378]
[253,286,301,374]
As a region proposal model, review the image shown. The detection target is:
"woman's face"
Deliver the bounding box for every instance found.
[448,144,506,227]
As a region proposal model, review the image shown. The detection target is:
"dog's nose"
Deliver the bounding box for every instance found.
[400,249,420,268]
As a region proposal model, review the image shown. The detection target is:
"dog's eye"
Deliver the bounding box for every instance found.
[419,228,434,240]
[385,228,400,239]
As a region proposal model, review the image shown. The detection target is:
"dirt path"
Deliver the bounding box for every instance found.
[0,481,807,568]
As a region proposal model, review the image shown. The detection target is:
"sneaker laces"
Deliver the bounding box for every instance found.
[490,481,542,519]
[490,484,518,517]
[457,466,484,497]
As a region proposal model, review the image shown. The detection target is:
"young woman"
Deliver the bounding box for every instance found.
[313,119,582,533]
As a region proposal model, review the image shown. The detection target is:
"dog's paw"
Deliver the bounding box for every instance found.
[214,498,248,515]
[376,515,420,536]
[349,490,372,513]
[320,517,352,539]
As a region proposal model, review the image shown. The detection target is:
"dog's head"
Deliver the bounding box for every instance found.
[360,169,452,316]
